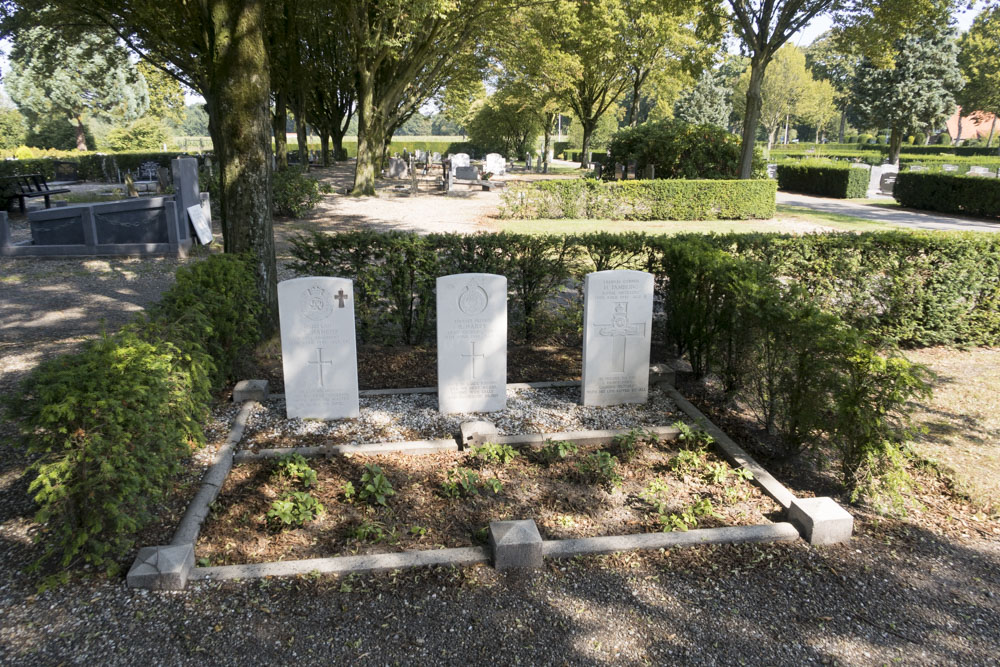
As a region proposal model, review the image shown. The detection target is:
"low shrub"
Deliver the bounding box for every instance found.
[272,167,322,217]
[775,162,869,198]
[358,464,395,506]
[607,119,764,179]
[6,254,260,574]
[499,178,777,220]
[893,171,1000,219]
[105,118,170,152]
[577,451,622,488]
[267,491,324,527]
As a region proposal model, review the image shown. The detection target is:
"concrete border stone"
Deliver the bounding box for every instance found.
[233,379,269,403]
[126,543,195,590]
[788,497,854,545]
[489,519,543,570]
[542,523,799,558]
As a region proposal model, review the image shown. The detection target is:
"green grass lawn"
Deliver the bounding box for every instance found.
[491,205,895,235]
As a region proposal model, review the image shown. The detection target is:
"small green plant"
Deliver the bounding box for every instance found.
[669,448,706,475]
[341,481,356,502]
[408,525,428,538]
[611,429,645,464]
[674,421,714,448]
[440,467,503,498]
[639,478,671,515]
[734,467,754,482]
[704,462,730,485]
[273,453,317,488]
[351,518,396,543]
[267,491,325,528]
[537,439,579,464]
[577,450,622,488]
[659,497,721,532]
[472,442,519,465]
[358,464,395,506]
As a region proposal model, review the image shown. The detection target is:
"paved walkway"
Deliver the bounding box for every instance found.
[777,191,1000,233]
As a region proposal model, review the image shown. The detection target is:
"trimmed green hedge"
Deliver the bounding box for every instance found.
[894,172,1000,219]
[499,178,776,220]
[0,151,208,182]
[7,254,260,574]
[776,163,870,198]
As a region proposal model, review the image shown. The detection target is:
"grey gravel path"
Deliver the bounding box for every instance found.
[777,191,1000,232]
[1,202,999,665]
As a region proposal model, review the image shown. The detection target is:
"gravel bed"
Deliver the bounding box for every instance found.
[240,386,683,450]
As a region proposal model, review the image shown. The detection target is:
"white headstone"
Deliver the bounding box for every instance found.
[484,153,506,176]
[581,270,654,407]
[942,163,959,172]
[278,277,360,420]
[450,153,470,174]
[436,273,507,414]
[186,204,213,245]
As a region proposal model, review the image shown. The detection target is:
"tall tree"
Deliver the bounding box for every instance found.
[136,60,185,124]
[957,6,1000,149]
[735,44,812,150]
[2,0,279,329]
[6,25,148,150]
[301,2,355,165]
[718,0,834,178]
[798,77,838,142]
[341,0,501,195]
[804,32,859,142]
[851,23,963,163]
[673,66,735,129]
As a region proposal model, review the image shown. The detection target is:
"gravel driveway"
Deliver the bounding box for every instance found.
[1,173,998,665]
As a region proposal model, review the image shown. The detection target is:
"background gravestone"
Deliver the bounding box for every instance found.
[437,273,507,414]
[278,277,360,420]
[171,157,199,242]
[455,166,479,181]
[388,157,408,179]
[484,153,506,175]
[450,153,471,174]
[581,270,654,407]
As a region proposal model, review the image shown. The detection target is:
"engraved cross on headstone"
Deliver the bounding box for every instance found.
[462,341,486,379]
[308,347,334,387]
[335,289,349,308]
[594,302,645,373]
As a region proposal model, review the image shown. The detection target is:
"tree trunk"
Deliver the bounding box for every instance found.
[272,91,287,169]
[627,77,641,127]
[332,131,345,162]
[783,114,789,145]
[210,0,278,332]
[352,70,381,195]
[542,112,553,174]
[839,110,847,144]
[320,132,330,166]
[767,127,776,152]
[888,127,903,164]
[74,116,87,151]
[986,115,996,149]
[738,60,766,179]
[579,118,596,169]
[295,111,308,170]
[956,114,963,145]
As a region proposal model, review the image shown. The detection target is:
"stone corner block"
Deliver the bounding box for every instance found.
[127,543,195,590]
[649,363,675,388]
[459,420,498,449]
[788,497,854,546]
[233,379,269,403]
[489,519,542,571]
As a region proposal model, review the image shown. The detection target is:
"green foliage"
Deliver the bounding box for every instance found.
[440,467,502,498]
[8,330,210,573]
[660,497,720,532]
[536,439,580,464]
[611,429,648,464]
[673,69,733,130]
[273,453,318,488]
[775,162,870,198]
[499,178,777,221]
[0,107,27,149]
[577,451,622,489]
[272,167,322,217]
[351,518,395,543]
[267,491,324,527]
[25,117,98,151]
[341,481,356,501]
[5,254,260,573]
[669,447,707,476]
[607,119,762,180]
[893,172,1000,220]
[465,94,541,157]
[358,464,395,506]
[832,347,932,506]
[471,442,519,465]
[104,117,169,151]
[673,421,715,450]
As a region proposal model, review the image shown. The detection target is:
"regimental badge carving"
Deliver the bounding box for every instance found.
[302,285,335,321]
[458,283,489,315]
[594,301,646,374]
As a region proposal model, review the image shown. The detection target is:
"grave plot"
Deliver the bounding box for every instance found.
[196,416,782,566]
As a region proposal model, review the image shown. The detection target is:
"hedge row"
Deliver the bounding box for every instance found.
[7,255,261,574]
[0,151,207,182]
[776,163,870,198]
[499,178,777,220]
[772,143,1000,157]
[894,171,1000,219]
[290,229,1000,350]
